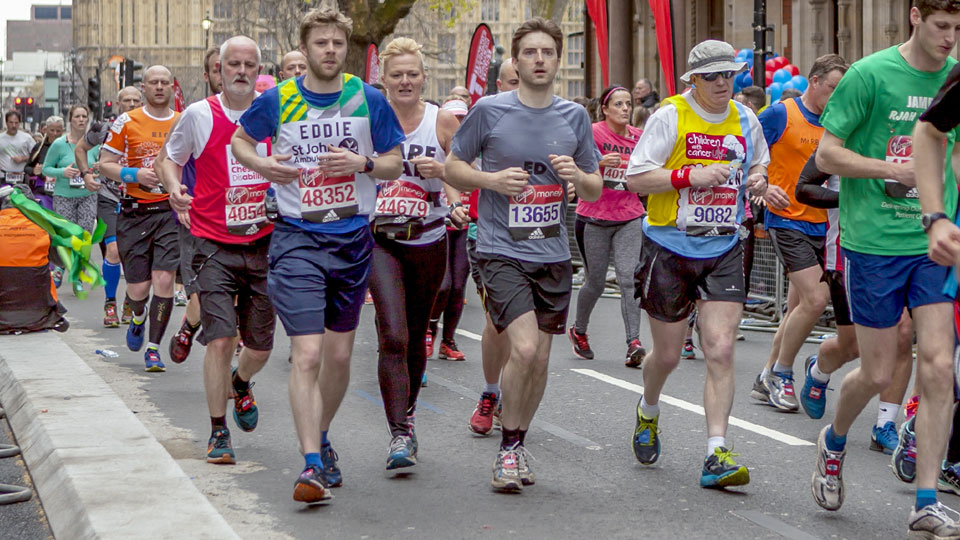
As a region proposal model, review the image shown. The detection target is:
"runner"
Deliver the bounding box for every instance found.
[750,54,847,412]
[158,35,275,465]
[568,84,647,367]
[204,47,223,95]
[0,111,38,188]
[42,106,99,235]
[231,8,404,503]
[99,66,180,373]
[810,4,960,537]
[368,37,460,469]
[76,86,142,326]
[279,50,308,81]
[625,39,777,489]
[450,85,471,107]
[446,17,601,492]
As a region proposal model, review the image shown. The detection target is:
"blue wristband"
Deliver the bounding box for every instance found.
[120,167,140,183]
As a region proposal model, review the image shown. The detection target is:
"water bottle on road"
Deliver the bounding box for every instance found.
[95,349,119,358]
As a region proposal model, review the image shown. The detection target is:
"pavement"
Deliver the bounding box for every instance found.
[0,277,949,539]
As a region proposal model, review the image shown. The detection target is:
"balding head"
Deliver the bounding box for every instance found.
[142,65,173,108]
[497,59,519,92]
[219,36,262,98]
[221,36,261,65]
[280,50,308,80]
[117,86,142,113]
[451,85,470,105]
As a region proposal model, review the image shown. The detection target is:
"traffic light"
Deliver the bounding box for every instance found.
[87,74,102,120]
[123,59,143,87]
[104,100,114,116]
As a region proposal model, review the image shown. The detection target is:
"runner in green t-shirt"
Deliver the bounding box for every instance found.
[811,2,960,536]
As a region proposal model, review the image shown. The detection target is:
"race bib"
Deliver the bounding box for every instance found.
[69,175,85,188]
[375,180,430,218]
[225,186,268,235]
[883,135,918,199]
[508,184,564,241]
[602,166,628,190]
[44,177,55,193]
[684,186,739,236]
[299,167,358,223]
[461,190,472,213]
[4,171,24,184]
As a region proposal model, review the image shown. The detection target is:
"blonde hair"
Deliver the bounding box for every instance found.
[299,9,353,46]
[379,37,426,80]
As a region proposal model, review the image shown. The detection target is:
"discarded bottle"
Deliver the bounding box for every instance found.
[264,187,278,222]
[96,349,119,358]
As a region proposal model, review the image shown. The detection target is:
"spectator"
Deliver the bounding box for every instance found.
[780,88,803,100]
[737,86,767,115]
[633,77,660,109]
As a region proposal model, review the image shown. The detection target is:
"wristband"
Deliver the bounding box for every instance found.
[120,167,140,184]
[670,168,691,190]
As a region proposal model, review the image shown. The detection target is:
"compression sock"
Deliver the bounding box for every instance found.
[126,294,147,323]
[232,370,250,393]
[518,429,527,445]
[148,296,174,345]
[102,260,121,300]
[211,416,227,433]
[501,427,521,450]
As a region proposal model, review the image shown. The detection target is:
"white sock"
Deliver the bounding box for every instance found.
[773,362,793,374]
[877,402,900,427]
[760,367,770,379]
[147,342,159,350]
[707,436,726,455]
[810,358,830,383]
[640,395,660,418]
[132,311,146,325]
[483,383,500,396]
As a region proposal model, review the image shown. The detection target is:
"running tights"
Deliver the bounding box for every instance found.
[948,403,960,464]
[573,217,643,343]
[369,236,446,437]
[429,228,469,343]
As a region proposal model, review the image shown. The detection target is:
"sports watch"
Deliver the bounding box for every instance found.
[921,212,949,233]
[363,156,375,174]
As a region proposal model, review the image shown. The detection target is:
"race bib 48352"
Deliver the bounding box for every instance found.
[299,167,358,223]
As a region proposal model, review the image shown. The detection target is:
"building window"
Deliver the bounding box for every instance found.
[34,6,58,19]
[60,6,72,19]
[214,0,232,19]
[438,34,456,65]
[567,34,583,67]
[566,3,583,23]
[481,0,499,22]
[567,80,584,98]
[213,32,231,48]
[437,78,456,100]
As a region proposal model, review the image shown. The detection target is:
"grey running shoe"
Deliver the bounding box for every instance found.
[907,502,960,540]
[811,425,845,511]
[750,373,769,402]
[892,416,917,484]
[763,370,800,412]
[939,461,960,496]
[517,445,535,486]
[492,445,523,492]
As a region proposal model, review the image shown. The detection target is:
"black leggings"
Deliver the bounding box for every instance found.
[948,403,960,464]
[430,228,469,343]
[369,235,447,437]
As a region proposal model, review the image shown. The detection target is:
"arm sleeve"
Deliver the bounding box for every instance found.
[758,102,788,146]
[41,139,67,180]
[819,67,871,140]
[625,106,678,175]
[919,63,960,133]
[450,100,488,163]
[364,85,405,153]
[571,108,599,173]
[25,141,43,170]
[238,88,280,142]
[794,149,838,209]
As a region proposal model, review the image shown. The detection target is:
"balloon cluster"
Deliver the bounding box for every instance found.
[732,49,810,103]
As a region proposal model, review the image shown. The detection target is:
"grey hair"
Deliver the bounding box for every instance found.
[45,115,64,127]
[220,36,262,66]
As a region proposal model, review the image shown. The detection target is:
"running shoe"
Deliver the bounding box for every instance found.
[206,428,235,464]
[425,331,434,358]
[232,368,259,432]
[700,446,750,488]
[408,415,418,456]
[625,339,646,368]
[126,316,145,351]
[567,326,594,360]
[870,421,898,455]
[681,340,696,360]
[121,301,133,325]
[174,289,187,306]
[892,416,917,483]
[438,340,466,361]
[491,444,523,492]
[421,372,428,387]
[320,444,343,487]
[493,401,502,430]
[763,370,800,412]
[940,461,960,496]
[907,501,960,539]
[800,355,828,419]
[386,435,416,470]
[517,445,535,486]
[293,465,332,503]
[905,395,920,421]
[469,392,498,435]
[169,318,197,364]
[144,347,165,372]
[632,397,661,465]
[750,373,770,402]
[811,425,846,511]
[736,332,746,341]
[51,267,63,288]
[103,301,120,328]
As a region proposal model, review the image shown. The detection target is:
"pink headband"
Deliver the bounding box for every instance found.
[602,87,628,107]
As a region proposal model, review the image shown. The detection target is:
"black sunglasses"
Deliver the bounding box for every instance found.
[700,71,737,82]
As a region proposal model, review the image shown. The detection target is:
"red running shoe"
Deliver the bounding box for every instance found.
[169,318,198,364]
[469,392,498,435]
[425,331,434,358]
[567,326,594,360]
[439,340,466,361]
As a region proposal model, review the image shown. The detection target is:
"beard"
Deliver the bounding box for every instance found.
[308,56,343,82]
[227,78,254,97]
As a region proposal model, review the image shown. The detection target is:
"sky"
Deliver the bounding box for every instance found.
[1,0,71,59]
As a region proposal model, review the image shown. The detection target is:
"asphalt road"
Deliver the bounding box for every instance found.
[0,407,52,540]
[50,274,942,540]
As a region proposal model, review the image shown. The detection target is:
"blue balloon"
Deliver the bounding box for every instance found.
[790,75,808,91]
[773,69,792,84]
[781,80,796,91]
[766,82,783,102]
[742,73,753,87]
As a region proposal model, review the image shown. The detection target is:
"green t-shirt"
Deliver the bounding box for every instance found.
[820,45,959,256]
[42,135,99,199]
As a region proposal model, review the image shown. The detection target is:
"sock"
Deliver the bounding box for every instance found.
[574,324,587,335]
[187,318,201,331]
[773,362,792,374]
[684,337,693,345]
[147,342,159,350]
[640,395,660,419]
[211,416,226,432]
[916,488,938,511]
[518,429,527,445]
[877,402,900,428]
[501,427,521,450]
[102,260,121,300]
[825,425,847,452]
[127,294,147,323]
[707,436,726,455]
[232,371,250,393]
[483,383,500,396]
[148,296,174,345]
[810,358,830,383]
[305,452,322,468]
[760,367,770,379]
[321,430,329,448]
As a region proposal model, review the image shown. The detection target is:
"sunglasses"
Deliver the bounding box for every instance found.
[700,71,737,82]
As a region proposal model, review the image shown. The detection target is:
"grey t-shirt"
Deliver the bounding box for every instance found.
[451,90,598,263]
[85,120,122,202]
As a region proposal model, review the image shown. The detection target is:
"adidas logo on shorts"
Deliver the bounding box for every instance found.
[528,228,545,240]
[613,183,625,191]
[323,211,340,223]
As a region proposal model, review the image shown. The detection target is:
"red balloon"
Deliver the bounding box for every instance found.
[776,57,790,70]
[765,58,778,70]
[784,64,800,76]
[765,71,774,86]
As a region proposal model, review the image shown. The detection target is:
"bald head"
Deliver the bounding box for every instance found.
[281,50,308,80]
[497,59,519,92]
[142,65,173,108]
[144,65,172,82]
[451,85,470,105]
[117,86,142,113]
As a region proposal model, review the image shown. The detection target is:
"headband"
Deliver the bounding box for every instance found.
[602,87,628,107]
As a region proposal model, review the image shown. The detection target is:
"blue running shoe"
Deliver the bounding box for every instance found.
[800,355,828,419]
[892,417,916,483]
[386,435,416,470]
[320,444,342,487]
[126,317,145,351]
[206,428,235,464]
[870,421,897,455]
[293,465,332,503]
[700,446,750,488]
[421,372,428,387]
[144,348,165,372]
[231,368,258,432]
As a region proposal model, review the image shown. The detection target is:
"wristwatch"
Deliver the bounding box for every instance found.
[448,201,463,212]
[362,156,375,174]
[921,212,949,233]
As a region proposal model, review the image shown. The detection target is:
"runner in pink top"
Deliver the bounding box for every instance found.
[568,85,647,367]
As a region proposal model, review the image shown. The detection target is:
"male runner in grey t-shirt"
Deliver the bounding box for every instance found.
[445,17,600,493]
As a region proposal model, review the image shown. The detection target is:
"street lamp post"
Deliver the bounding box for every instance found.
[202,12,213,50]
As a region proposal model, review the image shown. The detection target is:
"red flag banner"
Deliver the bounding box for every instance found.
[585,0,609,88]
[173,78,186,112]
[365,43,380,85]
[649,0,676,96]
[465,23,494,106]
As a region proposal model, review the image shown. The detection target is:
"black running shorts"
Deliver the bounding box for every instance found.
[823,270,852,327]
[116,210,179,284]
[476,254,572,335]
[768,227,825,274]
